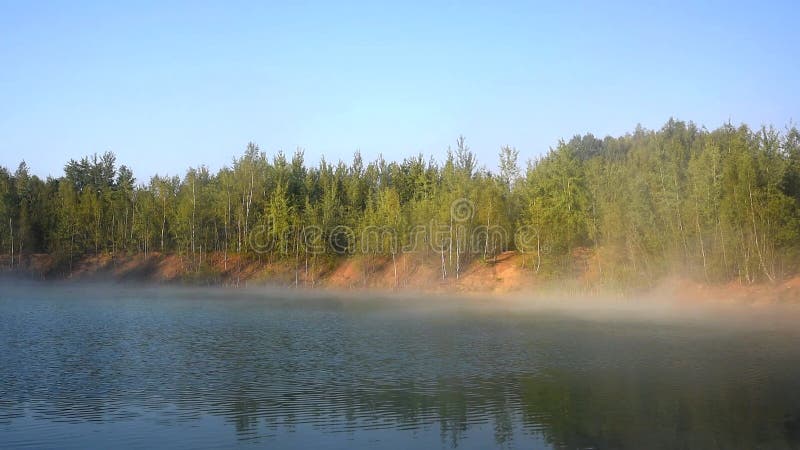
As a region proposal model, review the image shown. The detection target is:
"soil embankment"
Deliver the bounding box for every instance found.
[2,251,800,303]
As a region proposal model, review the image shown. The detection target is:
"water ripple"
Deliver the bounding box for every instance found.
[2,287,800,449]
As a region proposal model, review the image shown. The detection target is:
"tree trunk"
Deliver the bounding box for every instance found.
[748,184,774,282]
[161,197,166,252]
[224,193,230,270]
[694,198,708,281]
[392,251,397,288]
[441,246,446,280]
[191,177,196,262]
[455,227,460,280]
[9,217,13,269]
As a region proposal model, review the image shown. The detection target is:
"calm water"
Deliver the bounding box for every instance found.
[1,285,800,449]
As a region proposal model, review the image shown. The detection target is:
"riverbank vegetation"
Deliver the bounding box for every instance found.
[1,119,799,287]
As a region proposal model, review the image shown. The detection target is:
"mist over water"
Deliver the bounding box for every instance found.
[1,284,800,449]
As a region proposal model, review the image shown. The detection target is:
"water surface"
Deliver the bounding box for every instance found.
[1,285,800,449]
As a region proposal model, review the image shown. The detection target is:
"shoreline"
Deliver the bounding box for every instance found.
[2,251,800,305]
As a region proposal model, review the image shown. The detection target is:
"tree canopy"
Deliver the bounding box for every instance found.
[2,119,799,286]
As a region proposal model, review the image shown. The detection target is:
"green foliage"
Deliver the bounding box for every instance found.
[2,120,800,285]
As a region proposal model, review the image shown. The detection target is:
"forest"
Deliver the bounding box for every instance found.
[1,119,799,286]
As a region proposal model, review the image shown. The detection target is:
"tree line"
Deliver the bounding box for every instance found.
[1,119,799,285]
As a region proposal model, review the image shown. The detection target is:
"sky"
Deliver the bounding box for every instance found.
[1,0,798,180]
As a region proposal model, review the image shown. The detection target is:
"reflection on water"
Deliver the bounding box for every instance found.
[1,285,800,449]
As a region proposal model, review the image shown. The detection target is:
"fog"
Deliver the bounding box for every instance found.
[3,276,799,334]
[4,277,800,449]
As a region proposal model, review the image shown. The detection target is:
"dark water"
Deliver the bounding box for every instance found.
[1,285,800,449]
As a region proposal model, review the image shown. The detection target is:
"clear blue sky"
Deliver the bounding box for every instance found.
[1,0,798,180]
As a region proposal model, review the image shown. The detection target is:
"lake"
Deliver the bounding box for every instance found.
[1,284,800,449]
